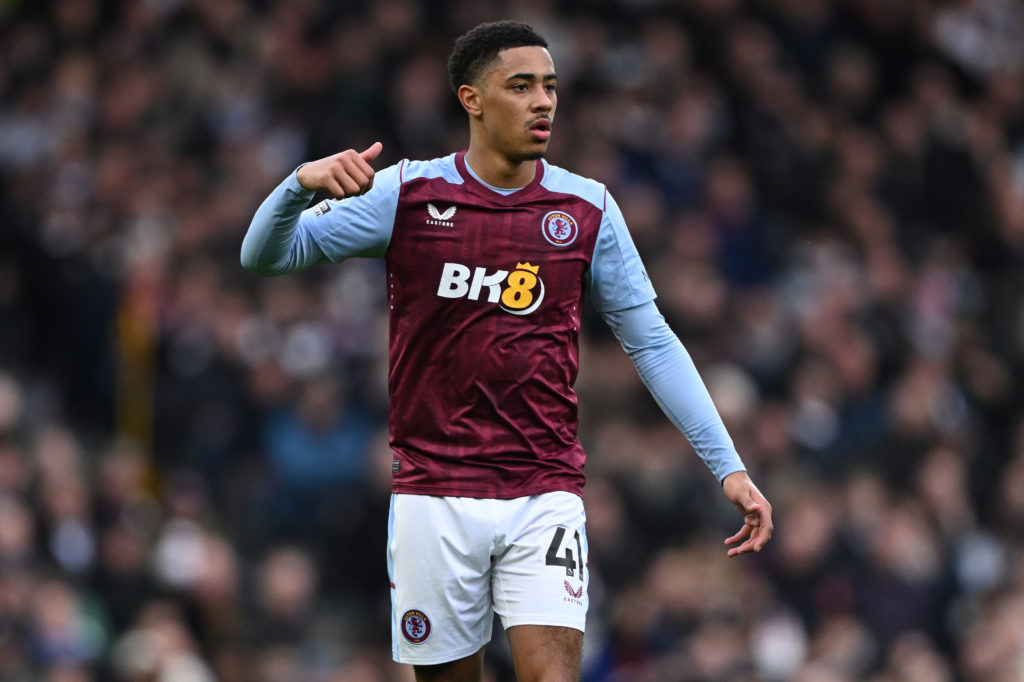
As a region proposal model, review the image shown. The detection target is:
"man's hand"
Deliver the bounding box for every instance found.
[722,470,773,557]
[296,142,383,198]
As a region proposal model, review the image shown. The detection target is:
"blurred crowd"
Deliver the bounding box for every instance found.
[2,0,1024,680]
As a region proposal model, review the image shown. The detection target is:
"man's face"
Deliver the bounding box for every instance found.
[475,45,557,162]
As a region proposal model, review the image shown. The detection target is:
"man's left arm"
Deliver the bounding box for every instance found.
[602,301,773,555]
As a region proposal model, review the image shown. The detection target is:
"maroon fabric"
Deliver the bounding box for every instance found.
[386,152,603,498]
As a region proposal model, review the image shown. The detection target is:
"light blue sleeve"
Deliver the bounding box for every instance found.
[602,300,747,483]
[587,192,657,312]
[240,162,402,276]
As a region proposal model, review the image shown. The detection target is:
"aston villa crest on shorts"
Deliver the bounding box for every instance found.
[541,211,578,246]
[401,609,432,644]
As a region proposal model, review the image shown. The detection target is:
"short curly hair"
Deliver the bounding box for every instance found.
[447,20,548,93]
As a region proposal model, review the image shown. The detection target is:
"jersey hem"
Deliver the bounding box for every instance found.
[391,481,584,500]
[594,290,658,314]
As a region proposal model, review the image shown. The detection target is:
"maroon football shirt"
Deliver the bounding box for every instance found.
[386,152,604,498]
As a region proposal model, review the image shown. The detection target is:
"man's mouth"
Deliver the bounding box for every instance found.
[529,118,552,140]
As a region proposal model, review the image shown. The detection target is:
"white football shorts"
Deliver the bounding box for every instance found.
[388,491,589,665]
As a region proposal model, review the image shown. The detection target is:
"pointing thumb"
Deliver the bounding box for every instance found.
[360,141,383,163]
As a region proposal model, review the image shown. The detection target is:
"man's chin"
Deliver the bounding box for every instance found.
[516,145,549,161]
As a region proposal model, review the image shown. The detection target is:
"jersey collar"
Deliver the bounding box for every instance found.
[454,151,546,204]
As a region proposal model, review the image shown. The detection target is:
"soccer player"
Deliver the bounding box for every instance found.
[241,19,772,682]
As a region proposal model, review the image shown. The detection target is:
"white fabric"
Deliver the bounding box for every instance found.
[388,491,589,665]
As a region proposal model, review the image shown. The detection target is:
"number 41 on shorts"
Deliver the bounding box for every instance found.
[545,526,583,579]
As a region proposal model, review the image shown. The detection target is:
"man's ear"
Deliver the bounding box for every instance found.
[458,84,483,117]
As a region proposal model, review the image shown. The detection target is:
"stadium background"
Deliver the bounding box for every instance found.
[2,0,1024,680]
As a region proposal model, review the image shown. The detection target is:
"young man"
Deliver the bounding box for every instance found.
[241,20,772,682]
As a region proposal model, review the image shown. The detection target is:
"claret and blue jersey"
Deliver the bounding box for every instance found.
[305,151,653,498]
[242,151,745,500]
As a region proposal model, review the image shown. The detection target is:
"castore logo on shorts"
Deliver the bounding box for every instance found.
[437,261,545,315]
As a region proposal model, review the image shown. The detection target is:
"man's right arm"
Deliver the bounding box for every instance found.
[241,143,394,276]
[240,171,325,275]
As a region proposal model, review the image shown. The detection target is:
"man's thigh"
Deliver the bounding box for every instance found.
[506,625,583,682]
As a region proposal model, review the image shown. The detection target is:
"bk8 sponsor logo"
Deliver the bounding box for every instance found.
[437,261,545,315]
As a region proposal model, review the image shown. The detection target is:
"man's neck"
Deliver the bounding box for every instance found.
[464,146,537,189]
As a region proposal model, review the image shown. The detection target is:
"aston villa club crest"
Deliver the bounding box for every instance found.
[542,211,578,246]
[401,609,432,644]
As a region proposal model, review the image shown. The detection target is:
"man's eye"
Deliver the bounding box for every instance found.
[513,84,527,92]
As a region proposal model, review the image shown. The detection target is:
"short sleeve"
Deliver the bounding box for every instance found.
[587,191,657,312]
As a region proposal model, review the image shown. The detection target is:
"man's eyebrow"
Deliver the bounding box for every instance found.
[506,72,558,81]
